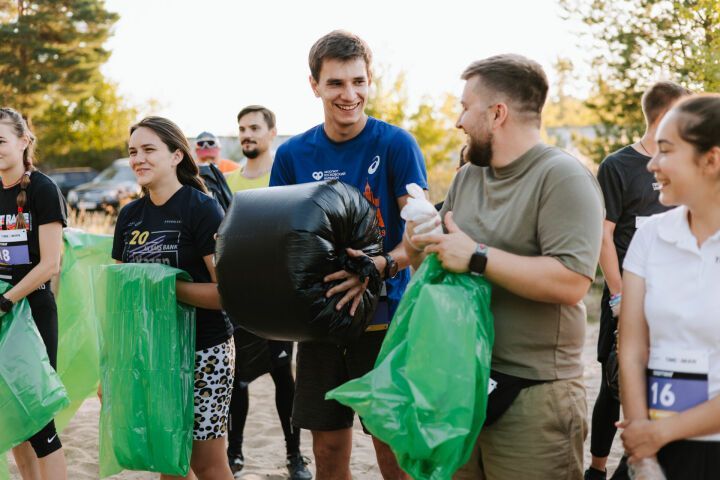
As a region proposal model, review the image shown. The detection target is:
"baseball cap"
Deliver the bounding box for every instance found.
[196,131,221,149]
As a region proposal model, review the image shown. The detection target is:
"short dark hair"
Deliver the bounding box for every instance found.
[237,105,276,130]
[308,30,372,82]
[642,81,691,126]
[673,94,720,154]
[461,54,548,122]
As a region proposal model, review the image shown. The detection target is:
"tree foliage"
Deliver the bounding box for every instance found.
[0,0,138,169]
[34,81,137,169]
[366,68,463,169]
[561,0,720,163]
[0,0,119,124]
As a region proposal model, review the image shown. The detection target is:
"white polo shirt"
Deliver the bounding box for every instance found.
[624,206,720,441]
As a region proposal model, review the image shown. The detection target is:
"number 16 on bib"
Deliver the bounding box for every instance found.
[647,348,709,420]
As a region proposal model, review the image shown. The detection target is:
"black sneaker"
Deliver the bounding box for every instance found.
[584,467,607,480]
[287,452,312,480]
[228,451,244,475]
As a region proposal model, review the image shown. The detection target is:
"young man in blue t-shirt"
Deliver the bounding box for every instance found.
[270,30,427,480]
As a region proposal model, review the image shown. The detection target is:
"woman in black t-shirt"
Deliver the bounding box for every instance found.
[0,108,68,479]
[110,117,235,480]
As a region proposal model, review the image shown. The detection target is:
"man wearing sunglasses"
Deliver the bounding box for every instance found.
[195,131,239,174]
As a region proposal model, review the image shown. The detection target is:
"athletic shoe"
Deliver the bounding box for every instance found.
[287,452,312,480]
[228,450,244,475]
[584,467,607,480]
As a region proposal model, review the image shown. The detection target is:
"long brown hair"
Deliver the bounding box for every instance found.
[129,116,207,194]
[0,107,37,229]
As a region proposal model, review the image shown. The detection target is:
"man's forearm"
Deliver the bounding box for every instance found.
[484,248,591,305]
[599,236,623,294]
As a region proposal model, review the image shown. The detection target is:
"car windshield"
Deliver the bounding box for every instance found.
[92,165,135,183]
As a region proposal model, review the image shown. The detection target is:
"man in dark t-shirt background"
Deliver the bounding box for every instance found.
[586,81,690,480]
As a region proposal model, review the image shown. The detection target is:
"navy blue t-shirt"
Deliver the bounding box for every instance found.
[270,116,428,318]
[0,171,67,285]
[112,185,232,350]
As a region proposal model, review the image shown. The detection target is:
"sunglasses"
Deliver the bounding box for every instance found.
[196,140,217,149]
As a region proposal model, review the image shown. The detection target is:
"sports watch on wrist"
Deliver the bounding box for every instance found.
[0,294,13,313]
[382,253,398,279]
[468,243,489,275]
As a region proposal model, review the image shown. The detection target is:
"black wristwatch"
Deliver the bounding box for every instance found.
[468,243,489,275]
[0,294,13,313]
[382,253,398,279]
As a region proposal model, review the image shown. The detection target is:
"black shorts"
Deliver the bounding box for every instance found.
[268,340,293,369]
[657,439,720,479]
[233,326,292,383]
[292,330,385,432]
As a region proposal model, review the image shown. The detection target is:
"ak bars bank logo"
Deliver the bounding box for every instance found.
[311,156,381,182]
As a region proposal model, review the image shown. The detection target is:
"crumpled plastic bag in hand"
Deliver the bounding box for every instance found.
[628,457,667,480]
[400,183,442,236]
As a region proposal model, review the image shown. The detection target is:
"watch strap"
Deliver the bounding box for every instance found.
[0,294,13,313]
[469,243,489,275]
[382,253,397,279]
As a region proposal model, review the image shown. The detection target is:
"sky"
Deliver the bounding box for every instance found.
[102,0,592,137]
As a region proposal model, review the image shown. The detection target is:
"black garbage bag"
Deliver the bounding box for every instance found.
[216,180,383,344]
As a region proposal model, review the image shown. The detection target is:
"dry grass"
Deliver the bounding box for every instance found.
[66,209,116,235]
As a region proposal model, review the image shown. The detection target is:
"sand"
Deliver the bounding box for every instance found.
[8,323,624,479]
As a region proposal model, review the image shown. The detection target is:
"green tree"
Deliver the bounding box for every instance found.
[365,66,410,128]
[34,81,137,169]
[409,93,463,169]
[0,0,118,124]
[366,67,463,168]
[561,0,720,163]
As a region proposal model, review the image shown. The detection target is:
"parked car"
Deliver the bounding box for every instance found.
[46,167,98,197]
[67,158,141,212]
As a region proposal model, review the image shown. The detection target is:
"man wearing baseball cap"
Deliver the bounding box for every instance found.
[195,131,240,174]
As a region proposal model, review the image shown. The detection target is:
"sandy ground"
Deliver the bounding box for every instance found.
[9,306,625,479]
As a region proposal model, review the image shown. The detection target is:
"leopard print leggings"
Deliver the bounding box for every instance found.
[193,336,235,440]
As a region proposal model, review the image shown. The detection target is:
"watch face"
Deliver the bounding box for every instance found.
[470,252,487,274]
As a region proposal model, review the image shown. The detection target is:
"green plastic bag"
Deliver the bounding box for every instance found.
[95,264,196,477]
[0,282,70,453]
[327,254,494,480]
[55,229,113,432]
[0,453,7,480]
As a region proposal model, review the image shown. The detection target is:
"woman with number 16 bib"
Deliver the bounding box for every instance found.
[0,108,68,480]
[618,94,720,479]
[111,117,235,480]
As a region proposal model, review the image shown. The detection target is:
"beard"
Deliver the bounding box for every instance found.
[466,132,493,167]
[243,148,260,159]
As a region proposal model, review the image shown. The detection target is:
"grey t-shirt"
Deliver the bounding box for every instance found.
[440,143,603,380]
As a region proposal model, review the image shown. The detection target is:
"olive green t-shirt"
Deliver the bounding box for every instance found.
[440,143,603,380]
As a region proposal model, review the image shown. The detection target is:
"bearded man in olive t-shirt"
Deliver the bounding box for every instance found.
[409,54,603,479]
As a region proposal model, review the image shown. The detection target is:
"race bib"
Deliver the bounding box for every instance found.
[646,347,709,420]
[0,229,30,266]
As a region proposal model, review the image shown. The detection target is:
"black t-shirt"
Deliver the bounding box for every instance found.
[0,171,67,285]
[597,145,671,266]
[112,185,232,350]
